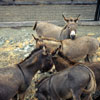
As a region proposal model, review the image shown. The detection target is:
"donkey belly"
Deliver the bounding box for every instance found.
[39,30,61,40]
[63,46,88,61]
[0,84,18,100]
[36,23,62,40]
[44,33,60,40]
[51,72,72,99]
[65,52,87,61]
[58,88,72,99]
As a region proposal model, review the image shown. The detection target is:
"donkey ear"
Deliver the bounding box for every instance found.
[52,45,61,56]
[32,34,43,48]
[74,14,80,23]
[62,14,69,23]
[32,34,39,42]
[42,45,48,55]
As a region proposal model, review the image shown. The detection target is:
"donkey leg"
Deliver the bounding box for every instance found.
[89,94,93,100]
[36,93,47,100]
[12,94,18,100]
[71,89,81,100]
[72,93,81,100]
[89,54,97,62]
[51,97,61,100]
[85,54,97,62]
[19,93,26,100]
[82,94,93,100]
[84,54,90,62]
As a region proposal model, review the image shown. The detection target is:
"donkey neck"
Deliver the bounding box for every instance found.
[52,56,70,71]
[52,52,76,71]
[62,29,70,39]
[18,49,43,81]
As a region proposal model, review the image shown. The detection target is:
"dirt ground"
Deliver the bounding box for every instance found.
[0,26,100,66]
[0,25,100,99]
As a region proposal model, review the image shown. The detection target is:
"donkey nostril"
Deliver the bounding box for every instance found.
[70,35,75,40]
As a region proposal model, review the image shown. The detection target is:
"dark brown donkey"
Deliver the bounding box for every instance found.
[52,49,100,90]
[0,46,53,100]
[51,48,100,90]
[35,64,96,100]
[53,56,100,100]
[51,50,100,100]
[33,14,80,40]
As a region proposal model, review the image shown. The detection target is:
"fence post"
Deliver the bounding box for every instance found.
[94,0,100,21]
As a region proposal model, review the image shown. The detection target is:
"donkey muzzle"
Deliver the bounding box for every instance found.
[70,30,76,40]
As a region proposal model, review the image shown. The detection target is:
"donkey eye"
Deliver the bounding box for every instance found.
[70,19,73,22]
[68,26,70,29]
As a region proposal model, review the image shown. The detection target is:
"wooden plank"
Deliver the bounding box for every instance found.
[0,0,97,5]
[0,20,100,27]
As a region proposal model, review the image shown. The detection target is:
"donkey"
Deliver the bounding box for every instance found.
[35,64,96,100]
[52,54,100,100]
[33,14,80,40]
[0,46,53,100]
[49,48,100,100]
[33,35,99,62]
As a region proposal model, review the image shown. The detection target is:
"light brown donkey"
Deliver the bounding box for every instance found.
[33,14,80,40]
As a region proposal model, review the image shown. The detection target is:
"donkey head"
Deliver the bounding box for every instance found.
[60,14,80,40]
[32,34,62,54]
[38,45,54,73]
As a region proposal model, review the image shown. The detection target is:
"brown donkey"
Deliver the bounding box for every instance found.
[33,35,99,62]
[33,14,80,40]
[0,46,53,100]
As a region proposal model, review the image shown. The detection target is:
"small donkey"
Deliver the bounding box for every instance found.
[33,14,80,40]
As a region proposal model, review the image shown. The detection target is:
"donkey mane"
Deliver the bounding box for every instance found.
[19,46,43,64]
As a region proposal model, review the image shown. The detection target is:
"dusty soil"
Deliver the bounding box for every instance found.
[0,26,100,99]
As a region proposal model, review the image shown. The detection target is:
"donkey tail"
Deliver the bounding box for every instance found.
[82,66,96,94]
[33,21,38,30]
